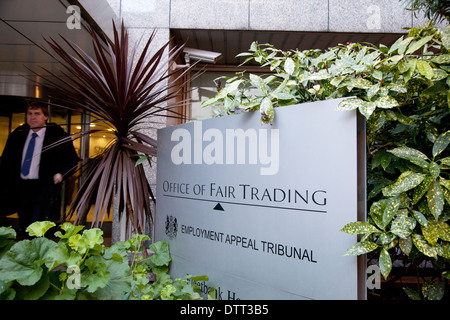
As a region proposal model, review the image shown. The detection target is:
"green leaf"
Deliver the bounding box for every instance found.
[388,147,429,168]
[148,241,172,267]
[91,258,132,300]
[14,274,50,300]
[443,271,450,280]
[54,222,84,240]
[432,130,450,158]
[69,229,104,254]
[45,242,70,270]
[26,221,56,238]
[382,171,426,197]
[379,248,392,279]
[0,238,56,286]
[340,221,379,234]
[427,180,444,219]
[344,241,378,256]
[403,287,421,300]
[81,256,110,293]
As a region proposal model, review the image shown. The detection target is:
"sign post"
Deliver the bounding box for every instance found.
[156,98,366,300]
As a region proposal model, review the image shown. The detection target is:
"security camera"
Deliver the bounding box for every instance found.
[183,47,222,64]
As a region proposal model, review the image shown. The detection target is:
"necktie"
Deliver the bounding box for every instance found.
[21,132,38,176]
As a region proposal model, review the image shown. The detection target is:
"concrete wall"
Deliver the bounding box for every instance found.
[107,0,435,33]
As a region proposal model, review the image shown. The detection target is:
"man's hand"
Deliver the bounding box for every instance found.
[53,173,63,184]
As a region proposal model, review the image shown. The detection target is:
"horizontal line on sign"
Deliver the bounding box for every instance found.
[162,194,327,214]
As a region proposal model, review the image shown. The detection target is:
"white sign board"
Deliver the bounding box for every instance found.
[156,98,365,300]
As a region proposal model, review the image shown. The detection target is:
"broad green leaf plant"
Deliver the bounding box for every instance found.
[0,222,211,300]
[203,22,450,299]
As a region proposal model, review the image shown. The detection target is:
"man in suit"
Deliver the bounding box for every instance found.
[0,101,80,235]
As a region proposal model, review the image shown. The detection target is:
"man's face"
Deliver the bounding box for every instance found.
[26,108,48,130]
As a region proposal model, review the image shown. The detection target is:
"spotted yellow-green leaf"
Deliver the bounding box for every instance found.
[379,248,392,279]
[391,212,416,239]
[432,68,448,81]
[382,171,426,197]
[349,78,373,89]
[367,83,380,99]
[372,70,383,80]
[412,234,439,258]
[428,162,440,179]
[412,176,433,205]
[260,97,274,124]
[432,130,450,158]
[340,221,379,235]
[398,59,411,73]
[442,25,450,50]
[427,180,444,220]
[387,82,407,93]
[443,271,450,280]
[416,60,434,80]
[399,236,413,255]
[337,97,365,111]
[284,57,295,76]
[432,221,450,241]
[422,281,445,300]
[422,222,440,245]
[383,197,402,228]
[441,158,450,168]
[405,35,433,55]
[369,200,385,230]
[388,147,429,168]
[378,232,397,246]
[344,241,378,256]
[441,243,450,259]
[375,96,399,109]
[412,210,428,227]
[359,101,377,119]
[429,54,450,65]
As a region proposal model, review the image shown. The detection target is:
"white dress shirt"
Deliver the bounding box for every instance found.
[21,127,46,180]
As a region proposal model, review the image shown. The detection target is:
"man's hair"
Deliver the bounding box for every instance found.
[26,101,49,117]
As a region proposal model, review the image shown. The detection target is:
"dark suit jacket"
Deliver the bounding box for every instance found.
[0,123,80,216]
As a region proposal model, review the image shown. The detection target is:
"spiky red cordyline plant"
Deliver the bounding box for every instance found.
[34,22,191,237]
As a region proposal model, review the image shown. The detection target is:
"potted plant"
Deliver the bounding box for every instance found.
[32,21,192,239]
